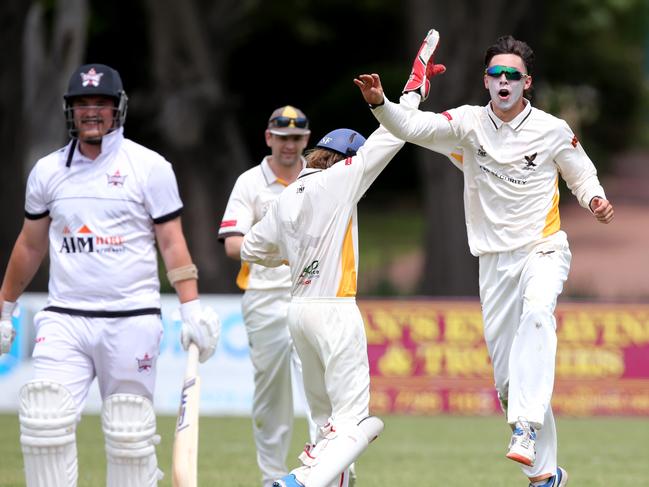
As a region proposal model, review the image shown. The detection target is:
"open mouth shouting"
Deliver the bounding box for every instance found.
[498,87,511,100]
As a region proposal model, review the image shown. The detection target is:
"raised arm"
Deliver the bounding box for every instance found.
[355,29,457,151]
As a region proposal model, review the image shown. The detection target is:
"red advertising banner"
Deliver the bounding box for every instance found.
[359,299,649,416]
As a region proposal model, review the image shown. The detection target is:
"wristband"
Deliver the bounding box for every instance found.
[167,264,198,285]
[369,100,385,109]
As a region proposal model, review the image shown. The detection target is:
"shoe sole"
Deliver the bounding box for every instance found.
[506,451,534,466]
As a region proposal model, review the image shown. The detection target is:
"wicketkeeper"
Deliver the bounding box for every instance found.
[357,29,614,487]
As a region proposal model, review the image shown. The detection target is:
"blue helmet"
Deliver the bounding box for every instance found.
[315,128,366,157]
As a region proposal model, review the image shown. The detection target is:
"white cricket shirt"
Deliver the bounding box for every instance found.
[373,98,606,256]
[25,128,183,310]
[241,126,406,298]
[219,157,305,291]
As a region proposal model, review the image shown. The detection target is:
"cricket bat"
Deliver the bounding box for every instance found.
[172,342,201,487]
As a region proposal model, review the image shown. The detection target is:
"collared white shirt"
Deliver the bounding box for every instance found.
[373,98,605,256]
[241,126,407,298]
[219,156,306,290]
[25,128,183,310]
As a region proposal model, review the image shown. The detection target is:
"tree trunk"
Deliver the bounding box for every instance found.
[406,0,532,296]
[142,0,253,292]
[0,0,31,274]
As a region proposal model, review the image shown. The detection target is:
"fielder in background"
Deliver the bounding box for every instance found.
[0,63,220,487]
[218,105,317,487]
[239,57,438,484]
[358,30,614,487]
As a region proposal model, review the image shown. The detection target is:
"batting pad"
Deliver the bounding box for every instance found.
[102,394,163,487]
[19,380,79,487]
[303,417,384,487]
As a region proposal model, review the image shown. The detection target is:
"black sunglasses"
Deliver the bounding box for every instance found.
[269,116,309,129]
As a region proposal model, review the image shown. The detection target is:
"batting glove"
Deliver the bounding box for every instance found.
[403,29,446,101]
[0,301,17,355]
[180,299,221,363]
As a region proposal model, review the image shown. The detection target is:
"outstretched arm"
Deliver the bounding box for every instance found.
[354,73,385,107]
[354,28,458,153]
[354,29,445,108]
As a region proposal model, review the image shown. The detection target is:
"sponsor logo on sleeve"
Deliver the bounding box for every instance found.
[571,135,579,148]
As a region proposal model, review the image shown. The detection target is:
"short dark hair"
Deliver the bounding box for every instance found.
[484,35,535,75]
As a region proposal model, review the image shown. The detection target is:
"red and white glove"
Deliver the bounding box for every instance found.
[0,301,17,355]
[403,29,446,101]
[180,300,221,363]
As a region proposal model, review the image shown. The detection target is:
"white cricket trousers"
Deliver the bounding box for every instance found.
[479,230,571,480]
[31,310,163,411]
[242,289,313,487]
[287,297,370,431]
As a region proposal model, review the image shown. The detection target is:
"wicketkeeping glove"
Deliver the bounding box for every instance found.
[403,29,446,101]
[180,299,221,363]
[0,301,17,355]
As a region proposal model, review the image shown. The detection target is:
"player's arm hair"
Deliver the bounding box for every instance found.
[1,218,50,302]
[154,216,198,303]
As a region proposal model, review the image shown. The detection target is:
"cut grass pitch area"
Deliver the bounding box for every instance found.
[0,414,646,486]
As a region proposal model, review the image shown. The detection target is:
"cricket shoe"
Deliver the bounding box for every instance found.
[272,474,305,487]
[506,418,537,466]
[529,467,568,487]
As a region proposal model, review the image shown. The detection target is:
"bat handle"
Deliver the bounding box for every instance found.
[186,342,200,377]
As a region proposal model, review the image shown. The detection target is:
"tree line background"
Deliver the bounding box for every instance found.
[1,0,647,296]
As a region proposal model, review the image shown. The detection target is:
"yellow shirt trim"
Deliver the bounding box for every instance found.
[542,176,561,237]
[236,262,250,290]
[336,217,357,297]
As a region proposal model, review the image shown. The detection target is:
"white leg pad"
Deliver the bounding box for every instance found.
[102,394,163,487]
[303,417,384,487]
[19,380,79,487]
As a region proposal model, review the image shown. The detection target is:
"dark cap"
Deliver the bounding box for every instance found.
[267,105,310,136]
[64,64,125,101]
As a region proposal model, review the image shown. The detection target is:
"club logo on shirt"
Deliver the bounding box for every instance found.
[136,353,153,372]
[107,169,127,187]
[298,259,320,285]
[59,224,125,254]
[296,182,305,193]
[522,153,538,171]
[477,145,487,157]
[80,68,104,87]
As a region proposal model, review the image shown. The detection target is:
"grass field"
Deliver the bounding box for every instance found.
[0,414,646,486]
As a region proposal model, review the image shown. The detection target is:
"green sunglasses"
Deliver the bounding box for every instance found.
[485,65,529,81]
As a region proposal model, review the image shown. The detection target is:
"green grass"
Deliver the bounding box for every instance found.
[0,414,646,486]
